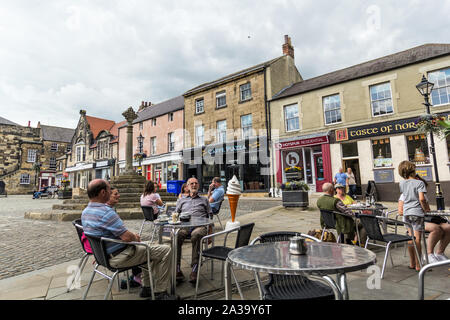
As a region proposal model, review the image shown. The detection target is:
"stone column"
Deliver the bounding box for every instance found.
[122,107,138,174]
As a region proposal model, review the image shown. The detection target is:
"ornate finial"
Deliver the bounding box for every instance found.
[80,110,86,116]
[122,107,138,124]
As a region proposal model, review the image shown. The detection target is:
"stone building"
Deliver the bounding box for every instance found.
[269,43,450,205]
[0,117,74,194]
[117,97,184,187]
[65,110,124,190]
[182,35,302,193]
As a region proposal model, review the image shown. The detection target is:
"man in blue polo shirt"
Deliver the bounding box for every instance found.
[81,179,174,300]
[207,177,225,213]
[334,168,349,187]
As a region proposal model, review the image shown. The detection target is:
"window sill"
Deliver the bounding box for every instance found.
[238,98,253,104]
[216,105,227,109]
[194,111,205,116]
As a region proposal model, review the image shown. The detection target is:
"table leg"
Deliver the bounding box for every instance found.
[355,218,361,246]
[224,259,232,300]
[337,273,349,300]
[254,271,264,300]
[322,276,344,300]
[170,229,179,295]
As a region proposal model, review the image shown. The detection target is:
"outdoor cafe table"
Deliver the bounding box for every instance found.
[224,241,377,300]
[156,216,214,295]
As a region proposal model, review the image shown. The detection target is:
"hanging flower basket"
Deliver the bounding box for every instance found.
[416,114,450,137]
[133,153,147,161]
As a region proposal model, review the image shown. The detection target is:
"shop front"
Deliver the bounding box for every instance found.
[94,159,115,181]
[331,111,450,204]
[275,133,332,192]
[183,137,270,193]
[65,163,94,190]
[39,171,56,188]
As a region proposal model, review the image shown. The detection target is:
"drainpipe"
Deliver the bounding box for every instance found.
[263,68,274,196]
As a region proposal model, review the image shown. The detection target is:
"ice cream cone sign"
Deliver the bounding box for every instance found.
[227,175,241,223]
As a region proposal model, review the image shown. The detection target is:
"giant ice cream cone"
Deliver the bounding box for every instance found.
[226,175,242,224]
[227,194,240,222]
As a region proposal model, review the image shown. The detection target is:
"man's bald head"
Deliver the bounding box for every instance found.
[87,179,111,201]
[322,182,334,195]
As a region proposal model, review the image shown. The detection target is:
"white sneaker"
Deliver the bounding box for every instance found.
[427,253,440,263]
[434,253,448,261]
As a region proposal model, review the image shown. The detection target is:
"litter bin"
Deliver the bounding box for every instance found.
[167,180,185,195]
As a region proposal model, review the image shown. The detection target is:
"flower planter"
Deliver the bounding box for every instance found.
[57,190,72,199]
[282,190,309,208]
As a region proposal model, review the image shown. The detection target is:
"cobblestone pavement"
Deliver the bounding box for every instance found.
[0,196,146,280]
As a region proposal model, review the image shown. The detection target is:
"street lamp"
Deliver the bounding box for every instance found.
[416,75,445,210]
[136,133,145,175]
[33,153,41,190]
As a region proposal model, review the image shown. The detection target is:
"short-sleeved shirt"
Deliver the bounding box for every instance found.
[175,194,212,218]
[335,195,355,206]
[335,173,348,185]
[399,179,427,217]
[81,202,128,254]
[140,193,161,214]
[210,186,225,212]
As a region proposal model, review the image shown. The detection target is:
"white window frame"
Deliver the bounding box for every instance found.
[195,125,204,147]
[168,132,175,152]
[20,174,30,184]
[139,122,143,130]
[240,83,252,102]
[76,145,85,162]
[428,67,450,107]
[241,114,253,139]
[150,137,156,155]
[152,118,157,126]
[284,104,300,132]
[370,82,394,117]
[216,91,227,108]
[168,113,174,121]
[323,94,342,125]
[195,98,204,114]
[217,120,227,143]
[27,149,37,163]
[50,143,58,152]
[49,157,56,170]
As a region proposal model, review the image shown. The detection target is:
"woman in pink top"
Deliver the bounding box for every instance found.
[140,180,164,215]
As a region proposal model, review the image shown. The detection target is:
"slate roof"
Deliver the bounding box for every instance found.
[40,125,75,143]
[272,43,450,101]
[123,95,184,126]
[183,56,284,97]
[0,116,19,126]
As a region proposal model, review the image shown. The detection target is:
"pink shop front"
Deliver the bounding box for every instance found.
[275,134,332,192]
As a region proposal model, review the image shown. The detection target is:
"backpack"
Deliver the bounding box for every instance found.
[307,229,336,243]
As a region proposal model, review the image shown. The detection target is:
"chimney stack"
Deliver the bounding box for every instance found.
[282,35,294,59]
[138,101,152,112]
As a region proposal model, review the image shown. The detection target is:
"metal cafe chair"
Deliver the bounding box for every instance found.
[358,214,421,279]
[68,219,93,292]
[319,209,342,243]
[249,231,335,300]
[418,258,450,300]
[139,206,158,242]
[194,223,255,299]
[82,234,155,300]
[211,199,224,230]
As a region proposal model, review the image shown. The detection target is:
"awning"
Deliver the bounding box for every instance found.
[65,163,94,172]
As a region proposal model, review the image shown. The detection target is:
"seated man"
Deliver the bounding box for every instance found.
[81,179,175,300]
[317,182,358,244]
[175,177,212,283]
[207,177,224,213]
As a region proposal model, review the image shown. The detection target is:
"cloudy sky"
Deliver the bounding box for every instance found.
[0,0,449,128]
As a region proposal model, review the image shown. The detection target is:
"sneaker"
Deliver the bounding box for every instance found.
[155,292,179,300]
[120,276,141,289]
[434,253,448,261]
[139,286,152,298]
[428,253,440,264]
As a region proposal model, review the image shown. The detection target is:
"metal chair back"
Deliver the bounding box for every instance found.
[259,231,301,243]
[320,210,337,230]
[141,206,156,221]
[358,214,385,242]
[234,223,255,248]
[72,219,89,254]
[84,234,114,271]
[212,199,224,214]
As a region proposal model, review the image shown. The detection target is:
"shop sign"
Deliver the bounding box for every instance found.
[415,166,433,182]
[335,111,450,141]
[373,169,394,183]
[278,136,328,149]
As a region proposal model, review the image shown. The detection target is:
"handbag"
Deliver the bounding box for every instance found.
[307,229,336,242]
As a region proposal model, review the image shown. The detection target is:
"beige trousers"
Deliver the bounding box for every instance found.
[109,242,172,293]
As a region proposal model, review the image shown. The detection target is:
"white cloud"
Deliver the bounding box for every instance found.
[0,0,448,128]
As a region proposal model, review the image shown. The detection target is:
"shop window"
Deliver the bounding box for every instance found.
[370,82,393,116]
[323,94,342,125]
[284,104,299,132]
[372,138,392,167]
[428,68,450,106]
[406,134,430,164]
[342,142,358,158]
[243,164,266,191]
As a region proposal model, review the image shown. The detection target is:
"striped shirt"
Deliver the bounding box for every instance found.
[81,202,127,254]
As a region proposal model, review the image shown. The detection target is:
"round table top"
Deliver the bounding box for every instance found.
[347,204,387,211]
[227,241,377,276]
[157,216,213,229]
[426,210,450,217]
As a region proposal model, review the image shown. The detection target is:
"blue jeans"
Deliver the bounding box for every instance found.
[348,185,357,198]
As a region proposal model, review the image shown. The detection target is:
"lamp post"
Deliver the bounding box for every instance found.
[416,75,445,210]
[33,154,41,190]
[137,133,144,175]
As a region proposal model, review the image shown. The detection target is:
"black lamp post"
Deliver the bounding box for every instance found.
[137,133,145,175]
[416,75,445,210]
[33,154,41,190]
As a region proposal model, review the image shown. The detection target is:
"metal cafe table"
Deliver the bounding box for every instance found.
[156,215,214,295]
[224,241,377,300]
